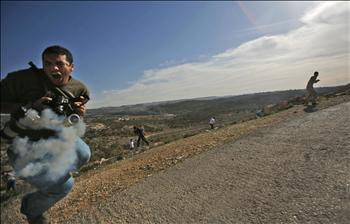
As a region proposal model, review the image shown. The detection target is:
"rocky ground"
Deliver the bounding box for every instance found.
[1,94,349,223]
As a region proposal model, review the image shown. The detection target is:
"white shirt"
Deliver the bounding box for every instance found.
[130,141,135,149]
[209,118,216,124]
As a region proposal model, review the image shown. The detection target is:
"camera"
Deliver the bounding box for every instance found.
[1,94,82,143]
[44,92,88,125]
[1,107,57,142]
[44,94,74,116]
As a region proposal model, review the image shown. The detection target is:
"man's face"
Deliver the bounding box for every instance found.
[43,54,74,86]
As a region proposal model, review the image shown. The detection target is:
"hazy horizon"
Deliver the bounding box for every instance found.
[88,83,348,110]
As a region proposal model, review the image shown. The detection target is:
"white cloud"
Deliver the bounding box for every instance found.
[301,1,345,24]
[90,2,349,108]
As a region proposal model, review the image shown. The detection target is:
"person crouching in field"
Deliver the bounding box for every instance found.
[209,117,216,129]
[2,171,16,192]
[129,139,135,150]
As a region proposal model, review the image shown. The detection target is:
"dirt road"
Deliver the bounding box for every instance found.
[62,102,350,223]
[2,99,349,224]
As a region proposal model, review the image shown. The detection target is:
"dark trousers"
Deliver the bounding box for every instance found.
[137,135,149,147]
[7,180,16,191]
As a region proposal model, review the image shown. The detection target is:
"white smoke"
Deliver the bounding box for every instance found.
[11,109,86,182]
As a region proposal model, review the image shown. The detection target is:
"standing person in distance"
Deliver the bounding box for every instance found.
[305,71,320,106]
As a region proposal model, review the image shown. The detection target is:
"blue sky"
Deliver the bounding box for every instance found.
[1,1,349,108]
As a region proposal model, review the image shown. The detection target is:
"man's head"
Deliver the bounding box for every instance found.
[314,71,319,77]
[42,45,74,86]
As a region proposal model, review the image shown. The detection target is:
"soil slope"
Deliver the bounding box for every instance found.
[1,96,349,223]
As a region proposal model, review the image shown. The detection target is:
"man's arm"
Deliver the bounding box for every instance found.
[1,97,52,114]
[0,102,23,114]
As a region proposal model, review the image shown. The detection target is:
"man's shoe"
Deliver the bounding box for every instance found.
[27,213,50,224]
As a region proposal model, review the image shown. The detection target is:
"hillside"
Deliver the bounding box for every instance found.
[58,100,350,224]
[1,85,349,194]
[82,84,350,163]
[1,90,349,223]
[87,85,349,116]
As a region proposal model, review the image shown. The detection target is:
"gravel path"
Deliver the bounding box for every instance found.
[63,102,350,223]
[2,99,349,224]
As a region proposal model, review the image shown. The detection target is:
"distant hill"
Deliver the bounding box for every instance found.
[87,84,349,117]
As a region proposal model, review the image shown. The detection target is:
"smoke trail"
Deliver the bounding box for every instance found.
[11,109,86,182]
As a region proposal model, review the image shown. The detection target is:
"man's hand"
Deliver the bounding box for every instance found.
[32,96,53,111]
[72,96,87,116]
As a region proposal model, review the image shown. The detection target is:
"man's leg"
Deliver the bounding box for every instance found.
[11,180,16,191]
[141,135,149,145]
[74,138,91,170]
[20,138,90,219]
[7,137,90,221]
[311,91,317,105]
[137,136,141,147]
[20,176,74,220]
[305,91,311,105]
[7,180,16,191]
